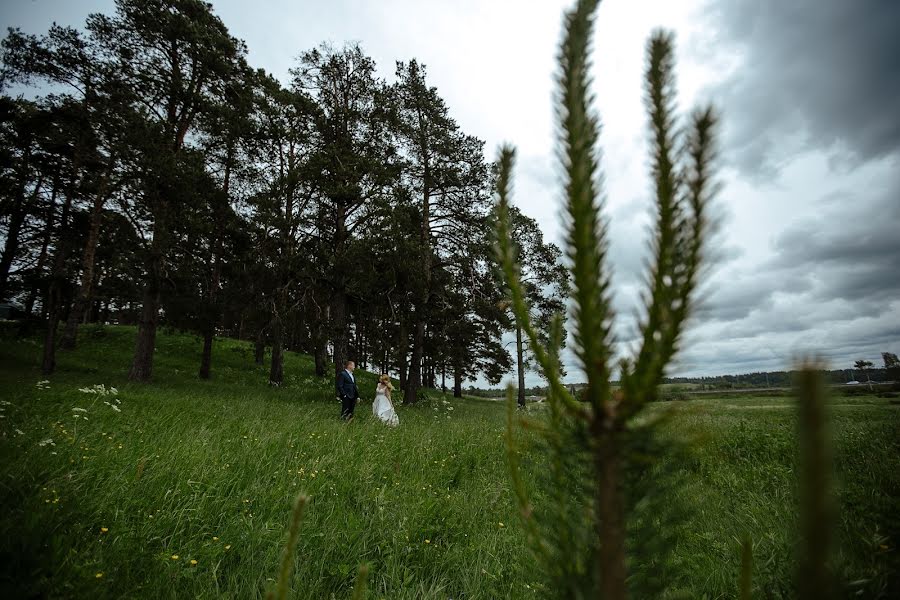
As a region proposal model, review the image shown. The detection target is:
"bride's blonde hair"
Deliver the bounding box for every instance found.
[379,374,394,391]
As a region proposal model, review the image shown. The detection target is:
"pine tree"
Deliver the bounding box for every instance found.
[496,1,719,595]
[500,205,569,406]
[393,59,492,403]
[292,43,399,382]
[83,0,247,381]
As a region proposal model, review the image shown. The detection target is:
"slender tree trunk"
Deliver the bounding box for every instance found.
[331,287,349,378]
[254,327,266,365]
[128,203,167,382]
[330,196,352,382]
[199,324,214,380]
[40,185,73,377]
[406,146,432,404]
[41,283,62,376]
[129,279,161,381]
[0,205,27,298]
[269,313,284,386]
[0,158,39,299]
[198,235,223,380]
[398,317,408,390]
[198,154,231,379]
[405,318,425,404]
[595,428,627,599]
[313,324,327,377]
[61,190,107,349]
[516,323,527,407]
[453,363,462,398]
[25,176,58,316]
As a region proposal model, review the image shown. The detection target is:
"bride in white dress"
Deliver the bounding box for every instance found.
[373,374,399,427]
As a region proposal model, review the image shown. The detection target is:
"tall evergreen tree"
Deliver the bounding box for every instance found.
[393,59,491,403]
[292,43,398,382]
[85,0,247,381]
[251,73,318,385]
[502,206,569,406]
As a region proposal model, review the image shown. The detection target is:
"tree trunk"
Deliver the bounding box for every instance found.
[40,184,73,377]
[128,282,161,381]
[60,191,107,349]
[128,206,167,382]
[397,317,408,390]
[198,216,224,380]
[313,327,327,377]
[199,323,214,380]
[331,287,349,377]
[0,160,40,299]
[41,284,62,377]
[516,322,527,407]
[0,200,28,298]
[269,314,284,386]
[405,142,432,404]
[595,428,627,599]
[453,363,462,398]
[405,318,425,404]
[254,327,266,365]
[24,176,58,316]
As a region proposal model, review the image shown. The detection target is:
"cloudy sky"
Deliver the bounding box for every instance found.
[3,0,898,384]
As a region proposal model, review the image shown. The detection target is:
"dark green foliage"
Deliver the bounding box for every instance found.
[1,3,521,394]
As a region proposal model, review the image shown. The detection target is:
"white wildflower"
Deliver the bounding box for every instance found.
[72,407,87,413]
[38,438,56,447]
[14,429,24,436]
[111,405,121,413]
[78,384,113,396]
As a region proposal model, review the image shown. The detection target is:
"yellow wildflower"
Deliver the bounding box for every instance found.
[190,559,198,566]
[425,539,431,544]
[95,572,103,579]
[213,536,219,541]
[171,555,179,560]
[224,544,231,550]
[100,527,109,533]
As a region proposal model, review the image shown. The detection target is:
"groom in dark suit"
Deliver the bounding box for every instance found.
[337,360,360,421]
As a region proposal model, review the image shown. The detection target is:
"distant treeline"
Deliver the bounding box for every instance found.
[661,368,895,389]
[469,366,898,396]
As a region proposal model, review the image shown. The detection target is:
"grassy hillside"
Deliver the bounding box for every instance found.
[1,325,897,598]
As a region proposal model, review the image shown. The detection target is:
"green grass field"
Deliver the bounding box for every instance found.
[1,325,897,598]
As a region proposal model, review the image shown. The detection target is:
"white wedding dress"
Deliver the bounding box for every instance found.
[373,383,399,427]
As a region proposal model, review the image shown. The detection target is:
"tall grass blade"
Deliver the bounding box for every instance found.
[267,494,309,600]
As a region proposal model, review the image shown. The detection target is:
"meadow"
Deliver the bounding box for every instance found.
[1,325,897,598]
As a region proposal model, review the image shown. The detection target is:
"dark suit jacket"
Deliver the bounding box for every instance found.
[337,370,359,400]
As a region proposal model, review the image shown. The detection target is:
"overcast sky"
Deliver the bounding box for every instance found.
[3,0,898,385]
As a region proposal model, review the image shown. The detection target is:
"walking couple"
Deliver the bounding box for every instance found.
[337,361,399,426]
